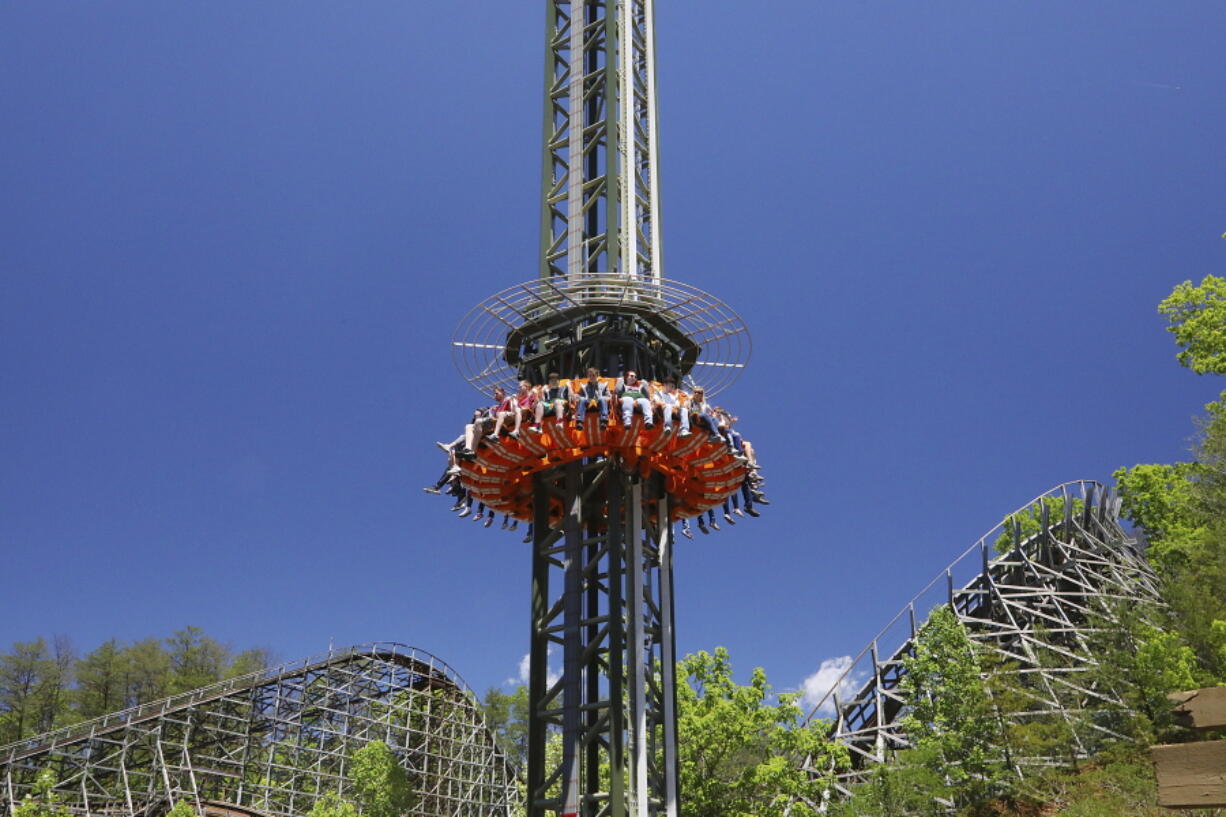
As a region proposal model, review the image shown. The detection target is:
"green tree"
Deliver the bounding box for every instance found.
[676,647,846,817]
[481,685,530,769]
[32,636,76,734]
[350,741,414,817]
[125,637,171,705]
[75,639,130,719]
[1158,274,1226,375]
[1113,462,1205,572]
[165,801,197,817]
[165,627,229,694]
[11,769,72,817]
[1110,276,1226,687]
[0,639,51,742]
[307,792,359,817]
[226,647,275,679]
[899,606,1011,809]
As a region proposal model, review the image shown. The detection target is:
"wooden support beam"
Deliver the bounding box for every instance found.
[1170,687,1226,731]
[1152,740,1226,809]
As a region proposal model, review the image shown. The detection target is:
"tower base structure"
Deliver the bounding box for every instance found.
[527,459,679,817]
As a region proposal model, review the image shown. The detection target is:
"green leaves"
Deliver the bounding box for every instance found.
[307,792,358,817]
[676,647,846,817]
[166,801,198,817]
[898,606,1011,805]
[11,770,72,817]
[349,741,414,817]
[1159,275,1226,375]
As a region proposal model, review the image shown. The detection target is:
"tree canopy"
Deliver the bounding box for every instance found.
[1159,274,1226,375]
[0,627,275,744]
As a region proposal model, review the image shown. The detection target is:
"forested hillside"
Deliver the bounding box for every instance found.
[0,627,274,744]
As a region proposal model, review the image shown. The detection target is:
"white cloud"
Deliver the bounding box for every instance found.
[800,656,864,716]
[512,650,561,688]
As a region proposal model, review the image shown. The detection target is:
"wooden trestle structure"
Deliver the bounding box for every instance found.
[798,480,1164,807]
[0,644,515,817]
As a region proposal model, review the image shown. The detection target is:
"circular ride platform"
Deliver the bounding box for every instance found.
[453,274,752,526]
[459,412,748,525]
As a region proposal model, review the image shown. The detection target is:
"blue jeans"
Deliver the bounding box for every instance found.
[579,397,609,424]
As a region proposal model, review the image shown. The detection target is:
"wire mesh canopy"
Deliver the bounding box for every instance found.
[452,274,751,398]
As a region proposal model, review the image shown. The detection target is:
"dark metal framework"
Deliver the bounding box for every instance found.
[0,644,515,817]
[454,2,743,815]
[798,481,1163,805]
[526,461,678,817]
[540,0,660,282]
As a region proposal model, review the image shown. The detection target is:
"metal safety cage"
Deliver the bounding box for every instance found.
[451,275,750,399]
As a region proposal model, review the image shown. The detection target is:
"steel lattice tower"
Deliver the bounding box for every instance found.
[448,3,753,816]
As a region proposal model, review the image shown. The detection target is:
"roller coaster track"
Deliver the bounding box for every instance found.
[799,480,1162,802]
[1,643,515,817]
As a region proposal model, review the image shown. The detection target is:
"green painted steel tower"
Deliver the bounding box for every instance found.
[449,3,753,815]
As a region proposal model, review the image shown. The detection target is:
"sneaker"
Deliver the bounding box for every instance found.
[423,486,441,495]
[753,495,771,505]
[473,511,484,521]
[450,501,465,512]
[522,531,532,543]
[710,520,720,531]
[697,520,709,535]
[457,507,471,518]
[745,507,761,517]
[733,508,745,517]
[458,448,477,461]
[575,422,584,430]
[447,466,461,476]
[501,518,509,530]
[528,424,542,433]
[484,515,493,528]
[508,430,519,439]
[644,422,654,430]
[681,526,693,539]
[435,441,452,453]
[723,513,736,525]
[678,429,691,438]
[662,425,673,435]
[509,520,519,531]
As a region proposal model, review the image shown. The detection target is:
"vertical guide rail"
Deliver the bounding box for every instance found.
[657,494,679,817]
[561,462,583,817]
[628,480,648,817]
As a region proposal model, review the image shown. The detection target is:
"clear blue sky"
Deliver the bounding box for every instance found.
[3,2,1224,708]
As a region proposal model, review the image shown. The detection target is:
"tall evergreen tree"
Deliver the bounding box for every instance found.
[0,638,50,742]
[75,639,130,719]
[125,638,171,705]
[165,627,229,694]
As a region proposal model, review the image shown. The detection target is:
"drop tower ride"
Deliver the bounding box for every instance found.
[448,4,753,815]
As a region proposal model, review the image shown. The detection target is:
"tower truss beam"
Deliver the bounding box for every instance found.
[527,459,677,817]
[541,0,662,283]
